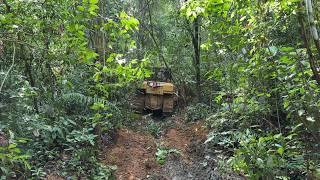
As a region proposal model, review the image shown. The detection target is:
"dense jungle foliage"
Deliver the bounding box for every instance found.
[0,0,319,179]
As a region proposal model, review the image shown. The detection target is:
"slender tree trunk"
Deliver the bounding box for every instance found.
[146,0,170,71]
[305,0,319,40]
[305,0,320,57]
[136,0,147,60]
[44,33,57,99]
[93,0,106,63]
[15,32,40,112]
[43,2,57,100]
[192,16,201,101]
[298,14,320,85]
[20,41,39,112]
[0,42,15,94]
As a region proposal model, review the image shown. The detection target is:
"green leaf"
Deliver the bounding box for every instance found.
[273,134,282,139]
[280,46,295,52]
[283,100,290,109]
[77,6,85,11]
[89,0,99,4]
[277,147,284,155]
[8,143,17,149]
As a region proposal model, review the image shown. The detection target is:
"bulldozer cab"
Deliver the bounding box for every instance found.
[147,67,172,82]
[133,67,177,115]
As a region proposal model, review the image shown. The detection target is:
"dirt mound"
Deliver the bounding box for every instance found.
[101,129,160,179]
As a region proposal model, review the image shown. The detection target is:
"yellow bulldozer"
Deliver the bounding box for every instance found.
[133,68,177,115]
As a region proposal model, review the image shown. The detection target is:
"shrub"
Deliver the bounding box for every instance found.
[228,129,307,179]
[185,103,210,122]
[206,111,238,131]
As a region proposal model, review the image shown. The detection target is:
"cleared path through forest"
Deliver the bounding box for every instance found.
[100,113,242,180]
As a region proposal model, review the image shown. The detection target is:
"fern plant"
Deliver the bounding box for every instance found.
[0,133,30,179]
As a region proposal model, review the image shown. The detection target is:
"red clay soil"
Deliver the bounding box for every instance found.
[101,129,160,179]
[162,120,208,156]
[101,117,209,180]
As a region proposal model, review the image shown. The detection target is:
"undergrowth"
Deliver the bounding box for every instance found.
[204,108,320,179]
[155,145,180,165]
[0,84,119,179]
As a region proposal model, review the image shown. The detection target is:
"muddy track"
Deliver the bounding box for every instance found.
[100,114,242,180]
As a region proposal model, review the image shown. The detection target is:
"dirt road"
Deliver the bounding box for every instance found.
[100,114,241,180]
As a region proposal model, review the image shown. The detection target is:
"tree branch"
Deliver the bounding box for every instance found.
[0,43,16,93]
